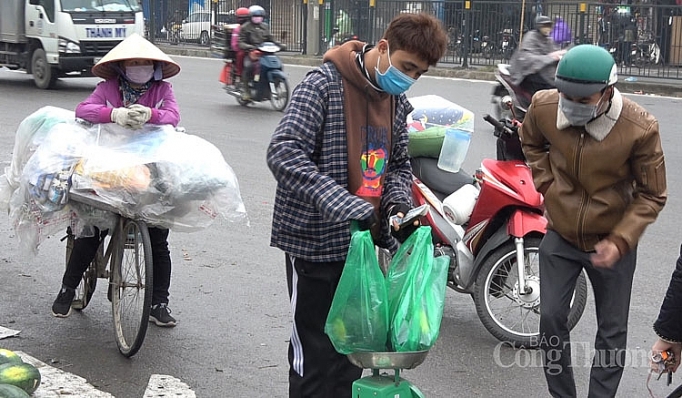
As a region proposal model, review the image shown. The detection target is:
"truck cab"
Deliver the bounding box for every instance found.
[0,0,144,89]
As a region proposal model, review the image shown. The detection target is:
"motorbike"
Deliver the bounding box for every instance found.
[499,28,517,61]
[225,42,290,112]
[480,34,492,58]
[490,63,532,123]
[632,39,662,68]
[407,111,588,347]
[326,27,360,50]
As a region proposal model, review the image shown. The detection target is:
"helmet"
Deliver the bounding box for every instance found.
[248,5,266,17]
[535,15,553,28]
[554,45,618,98]
[236,7,249,18]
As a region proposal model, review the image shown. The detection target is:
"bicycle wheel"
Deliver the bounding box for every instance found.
[64,228,98,311]
[110,219,153,357]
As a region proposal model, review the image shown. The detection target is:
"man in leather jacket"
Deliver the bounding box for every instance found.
[520,44,667,397]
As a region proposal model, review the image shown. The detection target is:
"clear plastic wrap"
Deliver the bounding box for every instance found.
[2,106,248,255]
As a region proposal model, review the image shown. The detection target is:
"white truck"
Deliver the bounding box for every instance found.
[0,0,144,89]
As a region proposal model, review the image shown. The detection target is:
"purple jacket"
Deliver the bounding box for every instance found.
[75,79,180,127]
[551,18,572,45]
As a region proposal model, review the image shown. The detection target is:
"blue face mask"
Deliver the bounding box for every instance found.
[375,44,416,95]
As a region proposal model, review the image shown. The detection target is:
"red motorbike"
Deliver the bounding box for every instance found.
[409,113,587,347]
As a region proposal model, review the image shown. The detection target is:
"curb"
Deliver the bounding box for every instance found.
[160,46,682,98]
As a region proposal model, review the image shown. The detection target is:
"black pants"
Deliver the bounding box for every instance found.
[539,230,636,398]
[62,227,172,306]
[285,254,363,398]
[243,56,255,87]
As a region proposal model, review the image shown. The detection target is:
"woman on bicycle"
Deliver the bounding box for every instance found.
[51,33,180,327]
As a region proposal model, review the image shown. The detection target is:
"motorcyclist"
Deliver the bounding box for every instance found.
[509,15,566,99]
[238,5,281,100]
[231,7,250,80]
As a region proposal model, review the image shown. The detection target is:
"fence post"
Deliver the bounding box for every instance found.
[317,0,325,55]
[149,0,156,44]
[302,0,308,54]
[462,0,471,68]
[578,2,586,44]
[369,0,376,44]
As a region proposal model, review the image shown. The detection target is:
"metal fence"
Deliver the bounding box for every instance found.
[143,0,682,79]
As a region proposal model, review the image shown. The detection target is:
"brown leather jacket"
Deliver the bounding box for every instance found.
[520,89,667,253]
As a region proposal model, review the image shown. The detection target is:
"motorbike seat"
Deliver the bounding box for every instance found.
[498,68,532,111]
[411,157,475,201]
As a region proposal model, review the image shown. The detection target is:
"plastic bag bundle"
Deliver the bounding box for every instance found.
[406,95,474,158]
[324,228,389,354]
[2,106,248,255]
[386,226,449,352]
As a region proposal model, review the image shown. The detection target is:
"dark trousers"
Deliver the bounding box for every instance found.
[285,254,363,398]
[539,230,636,398]
[63,227,172,306]
[243,56,255,87]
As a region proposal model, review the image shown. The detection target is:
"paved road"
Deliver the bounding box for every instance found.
[0,56,681,397]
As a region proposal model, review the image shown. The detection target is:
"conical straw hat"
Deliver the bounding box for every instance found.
[92,33,181,80]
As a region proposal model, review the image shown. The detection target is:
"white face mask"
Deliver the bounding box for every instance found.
[125,64,154,84]
[559,92,608,126]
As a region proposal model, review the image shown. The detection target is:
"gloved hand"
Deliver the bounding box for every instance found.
[127,104,152,128]
[111,107,134,128]
[389,203,420,243]
[357,211,379,231]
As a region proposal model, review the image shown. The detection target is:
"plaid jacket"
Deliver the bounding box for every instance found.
[266,62,414,262]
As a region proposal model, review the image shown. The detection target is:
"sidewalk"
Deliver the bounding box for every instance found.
[158,43,682,98]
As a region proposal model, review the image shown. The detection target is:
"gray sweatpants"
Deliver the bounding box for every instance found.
[539,230,637,398]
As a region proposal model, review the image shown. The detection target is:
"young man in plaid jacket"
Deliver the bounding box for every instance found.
[266,13,447,398]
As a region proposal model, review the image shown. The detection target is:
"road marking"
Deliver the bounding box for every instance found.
[0,325,20,339]
[17,351,114,397]
[144,374,196,397]
[15,351,196,397]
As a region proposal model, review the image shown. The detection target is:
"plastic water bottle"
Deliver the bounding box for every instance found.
[437,128,472,173]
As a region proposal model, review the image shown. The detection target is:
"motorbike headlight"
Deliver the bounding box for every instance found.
[58,38,81,54]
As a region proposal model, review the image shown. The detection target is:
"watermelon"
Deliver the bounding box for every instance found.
[0,363,41,395]
[0,350,22,366]
[0,383,30,398]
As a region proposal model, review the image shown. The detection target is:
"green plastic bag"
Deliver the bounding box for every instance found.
[387,226,449,352]
[324,228,389,354]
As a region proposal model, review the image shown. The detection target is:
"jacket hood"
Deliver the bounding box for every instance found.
[323,41,387,101]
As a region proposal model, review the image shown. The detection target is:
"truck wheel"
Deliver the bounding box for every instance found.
[32,48,58,89]
[199,31,209,46]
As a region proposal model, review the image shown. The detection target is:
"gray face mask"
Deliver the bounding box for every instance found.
[558,96,600,126]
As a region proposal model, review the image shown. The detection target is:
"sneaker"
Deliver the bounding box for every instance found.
[149,303,177,327]
[52,286,75,318]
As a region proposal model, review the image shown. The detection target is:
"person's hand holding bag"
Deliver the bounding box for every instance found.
[357,210,379,231]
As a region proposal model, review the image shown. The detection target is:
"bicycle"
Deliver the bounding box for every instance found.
[63,190,153,357]
[168,23,182,45]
